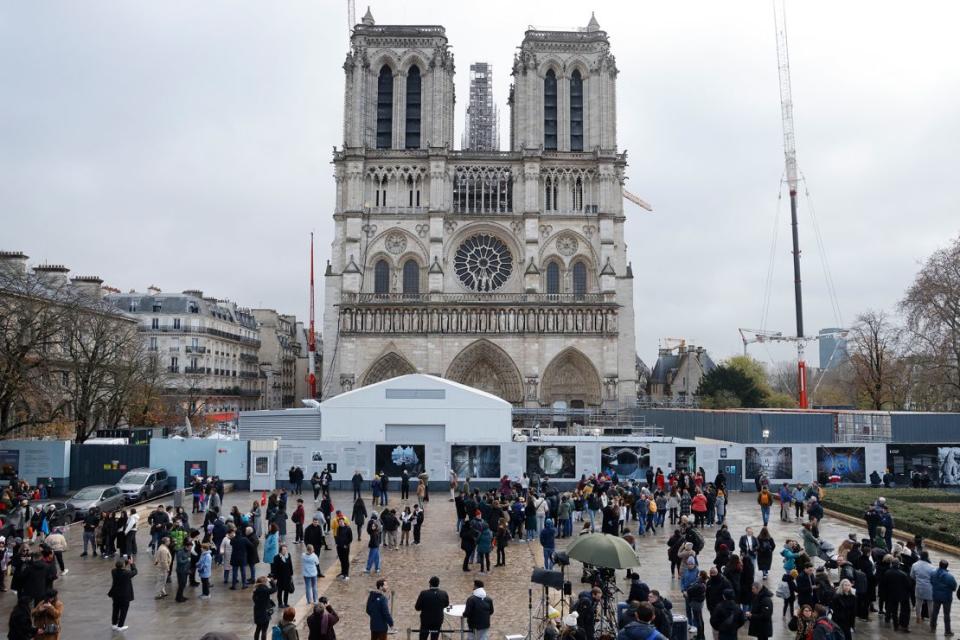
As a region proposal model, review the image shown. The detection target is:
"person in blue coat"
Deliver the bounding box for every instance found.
[367,578,394,637]
[539,519,557,570]
[930,559,958,635]
[263,523,280,566]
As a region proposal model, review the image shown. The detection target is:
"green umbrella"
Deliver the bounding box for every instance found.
[564,533,640,569]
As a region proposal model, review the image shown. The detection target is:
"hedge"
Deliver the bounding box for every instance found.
[821,488,960,548]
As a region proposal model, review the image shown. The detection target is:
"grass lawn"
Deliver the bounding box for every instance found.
[820,487,960,547]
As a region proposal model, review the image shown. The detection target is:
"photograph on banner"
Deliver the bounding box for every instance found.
[816,447,866,484]
[526,445,576,479]
[745,446,793,480]
[939,447,960,486]
[886,444,941,486]
[675,447,696,473]
[600,446,650,481]
[451,445,501,479]
[375,444,426,476]
[0,449,20,480]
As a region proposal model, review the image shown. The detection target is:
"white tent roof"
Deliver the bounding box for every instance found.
[319,373,511,409]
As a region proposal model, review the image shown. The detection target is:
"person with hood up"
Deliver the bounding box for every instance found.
[617,602,667,640]
[366,578,394,640]
[464,579,494,640]
[705,567,733,613]
[684,570,707,640]
[746,581,773,640]
[539,519,556,571]
[710,588,745,640]
[477,521,494,575]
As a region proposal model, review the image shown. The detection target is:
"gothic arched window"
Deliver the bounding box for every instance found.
[402,259,420,295]
[546,262,560,295]
[405,66,422,149]
[544,69,558,151]
[376,65,393,149]
[374,259,390,294]
[573,261,588,297]
[570,69,584,152]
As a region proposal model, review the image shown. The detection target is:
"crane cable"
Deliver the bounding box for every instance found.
[760,176,785,332]
[800,171,843,328]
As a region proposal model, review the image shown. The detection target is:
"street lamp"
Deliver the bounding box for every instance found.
[762,429,770,443]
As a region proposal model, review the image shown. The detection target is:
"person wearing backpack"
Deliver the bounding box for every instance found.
[756,528,776,579]
[274,606,299,640]
[709,588,745,640]
[810,605,844,640]
[756,488,773,527]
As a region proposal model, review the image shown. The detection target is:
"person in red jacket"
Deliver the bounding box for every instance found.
[691,490,708,529]
[292,499,306,545]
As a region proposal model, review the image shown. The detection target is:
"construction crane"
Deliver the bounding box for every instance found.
[346,0,356,41]
[774,0,809,408]
[308,233,317,399]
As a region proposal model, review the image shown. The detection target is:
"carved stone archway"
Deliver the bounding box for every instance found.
[445,339,524,404]
[362,351,417,386]
[541,347,602,406]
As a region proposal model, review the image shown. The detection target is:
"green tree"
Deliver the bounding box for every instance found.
[697,363,766,408]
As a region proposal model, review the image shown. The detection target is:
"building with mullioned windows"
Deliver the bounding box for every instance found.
[324,10,637,409]
[463,62,499,151]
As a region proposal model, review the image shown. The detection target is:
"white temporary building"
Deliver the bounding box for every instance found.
[319,374,512,443]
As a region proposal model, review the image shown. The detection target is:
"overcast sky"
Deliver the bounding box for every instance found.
[3,1,959,368]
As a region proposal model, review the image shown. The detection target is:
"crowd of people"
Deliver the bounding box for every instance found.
[5,463,960,639]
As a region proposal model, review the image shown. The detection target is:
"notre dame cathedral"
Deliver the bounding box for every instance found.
[322,10,638,409]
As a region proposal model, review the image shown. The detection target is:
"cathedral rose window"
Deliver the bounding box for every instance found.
[454,234,513,292]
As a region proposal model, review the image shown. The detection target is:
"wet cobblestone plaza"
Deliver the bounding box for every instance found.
[2,489,958,639]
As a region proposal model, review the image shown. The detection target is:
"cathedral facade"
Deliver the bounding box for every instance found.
[322,11,637,409]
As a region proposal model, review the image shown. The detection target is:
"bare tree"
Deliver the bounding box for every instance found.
[848,309,907,410]
[0,270,74,435]
[901,235,960,409]
[60,301,142,443]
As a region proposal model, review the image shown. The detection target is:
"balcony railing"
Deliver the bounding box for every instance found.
[185,346,207,354]
[184,367,207,375]
[239,353,259,364]
[239,371,258,379]
[341,292,614,305]
[139,324,260,347]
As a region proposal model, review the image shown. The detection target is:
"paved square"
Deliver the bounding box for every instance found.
[1,489,957,639]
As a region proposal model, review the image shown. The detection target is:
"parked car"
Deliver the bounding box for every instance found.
[66,485,125,519]
[34,500,77,527]
[116,468,169,504]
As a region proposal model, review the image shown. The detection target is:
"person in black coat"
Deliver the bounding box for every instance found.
[305,517,329,551]
[706,568,733,613]
[108,557,137,630]
[245,528,260,581]
[6,594,35,640]
[880,560,912,631]
[710,589,745,640]
[796,566,817,608]
[831,580,858,640]
[740,559,756,609]
[252,576,278,640]
[270,545,295,607]
[414,576,451,640]
[230,531,252,589]
[746,583,774,640]
[21,553,53,606]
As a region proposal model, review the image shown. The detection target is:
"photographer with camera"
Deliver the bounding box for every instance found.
[307,596,340,640]
[107,556,137,631]
[252,575,278,640]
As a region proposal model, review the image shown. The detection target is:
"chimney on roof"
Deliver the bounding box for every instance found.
[33,264,70,287]
[147,285,161,295]
[70,276,105,300]
[0,251,29,275]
